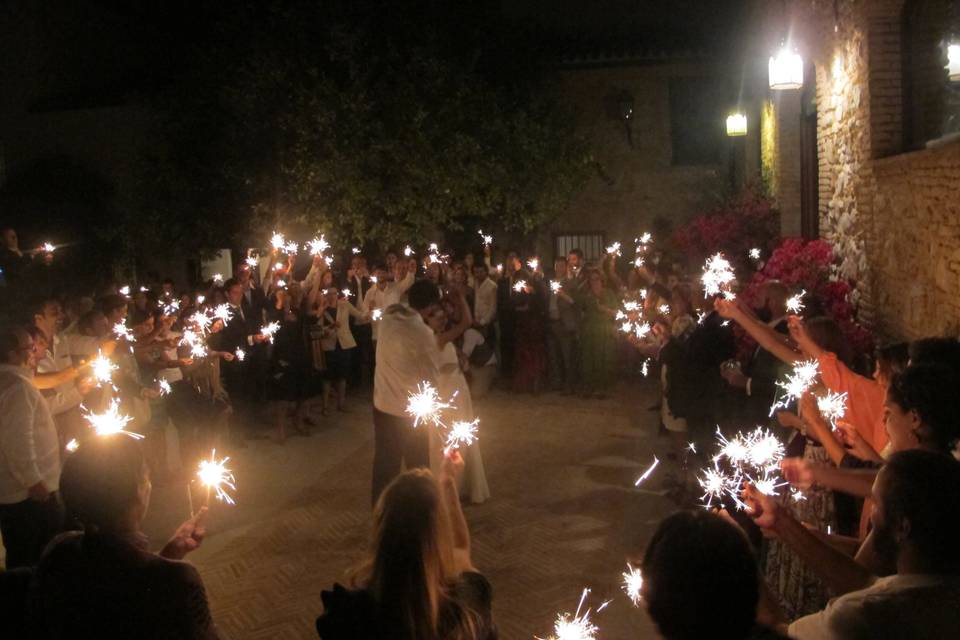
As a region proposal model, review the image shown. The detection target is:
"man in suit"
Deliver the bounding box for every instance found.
[721,281,790,424]
[344,255,373,388]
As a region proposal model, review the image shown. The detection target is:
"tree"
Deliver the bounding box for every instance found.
[135,0,592,254]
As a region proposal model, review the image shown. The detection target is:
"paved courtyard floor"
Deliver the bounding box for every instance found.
[14,377,681,639]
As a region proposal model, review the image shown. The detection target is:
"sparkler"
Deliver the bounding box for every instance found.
[513,280,527,293]
[197,450,236,506]
[42,242,56,253]
[769,359,820,415]
[274,262,284,271]
[158,379,172,395]
[550,280,562,293]
[113,322,134,341]
[282,241,298,255]
[369,275,378,284]
[698,427,787,510]
[633,322,651,339]
[196,295,206,305]
[119,285,131,296]
[403,245,414,257]
[527,258,539,271]
[537,588,600,640]
[65,439,79,453]
[405,382,454,428]
[371,309,383,321]
[478,230,493,246]
[352,247,361,254]
[496,263,503,273]
[634,456,660,486]
[270,232,285,250]
[444,419,479,454]
[245,255,259,267]
[212,273,224,284]
[324,256,333,267]
[786,289,806,314]
[235,348,245,361]
[637,232,652,245]
[606,241,621,256]
[816,390,848,429]
[189,342,208,358]
[640,359,650,377]
[428,242,439,253]
[90,351,117,385]
[622,564,643,606]
[658,304,671,315]
[213,303,233,324]
[84,398,142,439]
[701,253,736,299]
[749,247,762,260]
[633,256,644,268]
[276,279,287,289]
[341,288,352,298]
[308,235,329,256]
[139,286,149,293]
[260,321,281,343]
[189,311,213,334]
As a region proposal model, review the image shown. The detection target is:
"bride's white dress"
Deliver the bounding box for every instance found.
[436,341,490,503]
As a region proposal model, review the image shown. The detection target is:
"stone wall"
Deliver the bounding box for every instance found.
[802,0,960,340]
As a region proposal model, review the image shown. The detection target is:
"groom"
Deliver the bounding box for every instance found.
[371,279,442,504]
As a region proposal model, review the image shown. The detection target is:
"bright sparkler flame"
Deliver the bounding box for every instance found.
[816,390,848,428]
[403,245,414,257]
[445,419,479,451]
[658,304,671,315]
[640,359,650,377]
[699,426,787,509]
[189,311,213,334]
[537,588,600,640]
[550,281,561,293]
[634,456,660,486]
[606,241,621,256]
[66,438,79,452]
[622,564,643,606]
[513,280,527,293]
[341,288,351,298]
[633,322,651,339]
[90,351,117,385]
[113,322,134,341]
[352,247,361,254]
[84,398,141,439]
[701,253,736,298]
[371,309,383,321]
[42,242,56,253]
[118,285,130,296]
[622,301,641,312]
[638,232,652,245]
[197,450,236,505]
[235,348,245,361]
[196,295,206,305]
[527,258,539,271]
[245,255,259,267]
[478,230,493,245]
[270,232,285,250]
[633,256,644,268]
[405,382,454,428]
[283,241,299,255]
[260,321,280,343]
[308,236,329,256]
[213,303,233,324]
[769,359,820,415]
[212,273,224,284]
[749,247,762,260]
[158,379,172,395]
[786,289,806,314]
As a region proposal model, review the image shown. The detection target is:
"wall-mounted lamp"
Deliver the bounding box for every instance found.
[769,46,804,90]
[726,113,748,137]
[947,43,960,82]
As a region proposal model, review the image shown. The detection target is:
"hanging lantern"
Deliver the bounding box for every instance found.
[769,47,804,90]
[947,43,960,82]
[726,113,748,137]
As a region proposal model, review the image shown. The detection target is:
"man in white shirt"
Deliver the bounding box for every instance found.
[0,326,64,568]
[748,449,960,639]
[361,265,390,344]
[382,259,415,309]
[371,280,441,504]
[32,297,102,417]
[472,263,497,339]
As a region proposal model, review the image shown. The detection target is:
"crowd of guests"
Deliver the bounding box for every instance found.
[3,222,960,639]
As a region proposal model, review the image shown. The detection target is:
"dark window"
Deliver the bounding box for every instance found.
[554,233,604,263]
[669,77,726,165]
[901,0,960,150]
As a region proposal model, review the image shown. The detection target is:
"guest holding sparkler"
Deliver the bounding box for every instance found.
[494,251,521,382]
[427,292,490,504]
[313,286,368,415]
[511,270,547,395]
[0,326,64,569]
[29,434,218,639]
[267,282,318,441]
[471,262,497,343]
[316,456,495,640]
[371,280,442,504]
[546,257,579,395]
[576,269,619,399]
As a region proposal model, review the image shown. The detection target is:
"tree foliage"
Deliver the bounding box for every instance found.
[137,0,592,252]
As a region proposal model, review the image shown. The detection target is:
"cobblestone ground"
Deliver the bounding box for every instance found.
[66,377,680,639]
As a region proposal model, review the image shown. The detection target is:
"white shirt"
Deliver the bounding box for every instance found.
[373,305,440,417]
[320,300,366,350]
[462,328,496,367]
[0,364,61,503]
[36,332,100,415]
[362,286,389,341]
[473,277,498,327]
[383,271,415,309]
[789,574,960,640]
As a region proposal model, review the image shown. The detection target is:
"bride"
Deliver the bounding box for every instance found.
[426,286,491,504]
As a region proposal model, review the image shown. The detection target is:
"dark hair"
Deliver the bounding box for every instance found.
[642,510,758,640]
[0,325,27,364]
[568,248,584,260]
[407,279,441,311]
[805,316,855,369]
[887,364,960,453]
[28,296,60,318]
[78,310,106,334]
[60,435,146,531]
[97,294,127,316]
[875,342,909,381]
[881,449,960,571]
[223,277,241,292]
[909,337,960,375]
[128,308,154,327]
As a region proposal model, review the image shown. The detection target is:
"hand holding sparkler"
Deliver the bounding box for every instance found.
[741,482,783,532]
[159,507,208,561]
[779,458,816,490]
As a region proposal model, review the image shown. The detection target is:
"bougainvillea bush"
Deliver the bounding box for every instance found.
[671,186,780,273]
[740,237,874,363]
